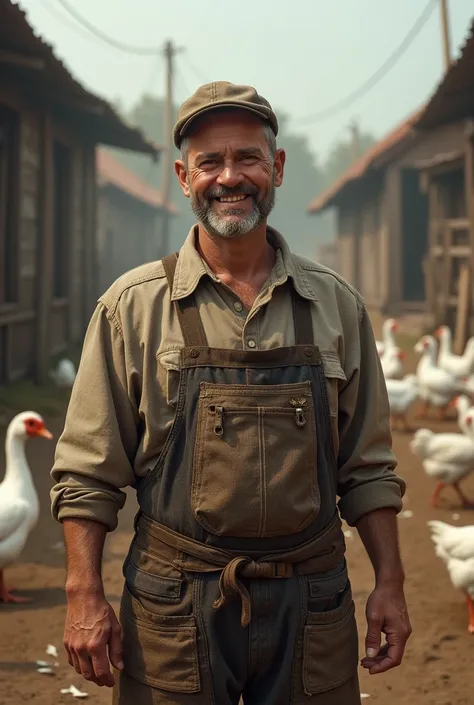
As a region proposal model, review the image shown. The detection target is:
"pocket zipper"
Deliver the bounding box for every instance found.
[290,396,307,427]
[209,397,308,437]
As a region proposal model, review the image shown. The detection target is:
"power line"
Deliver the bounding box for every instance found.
[54,0,161,55]
[294,0,438,126]
[39,0,101,42]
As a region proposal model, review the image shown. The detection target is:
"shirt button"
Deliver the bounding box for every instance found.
[247,339,256,348]
[234,301,243,312]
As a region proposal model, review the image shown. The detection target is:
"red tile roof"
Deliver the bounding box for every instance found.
[2,0,160,155]
[307,107,424,214]
[97,149,178,215]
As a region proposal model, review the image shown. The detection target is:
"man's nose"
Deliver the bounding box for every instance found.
[216,165,244,189]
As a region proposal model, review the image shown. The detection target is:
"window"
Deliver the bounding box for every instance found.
[0,105,20,305]
[52,140,71,299]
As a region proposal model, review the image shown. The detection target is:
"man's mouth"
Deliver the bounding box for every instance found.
[214,194,250,203]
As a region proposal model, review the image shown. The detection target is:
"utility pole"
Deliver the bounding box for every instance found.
[440,0,452,72]
[159,39,183,257]
[349,119,360,162]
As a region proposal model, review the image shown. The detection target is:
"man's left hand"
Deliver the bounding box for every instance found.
[360,582,412,675]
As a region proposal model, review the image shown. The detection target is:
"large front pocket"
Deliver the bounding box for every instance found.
[302,589,359,695]
[120,585,200,693]
[192,380,319,537]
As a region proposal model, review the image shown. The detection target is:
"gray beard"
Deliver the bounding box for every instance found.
[189,181,275,239]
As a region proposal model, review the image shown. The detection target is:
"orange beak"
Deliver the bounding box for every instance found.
[37,427,53,440]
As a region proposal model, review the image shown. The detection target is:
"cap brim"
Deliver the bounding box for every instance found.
[175,103,275,147]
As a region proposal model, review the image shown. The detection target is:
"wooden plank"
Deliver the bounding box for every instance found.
[446,217,471,230]
[433,245,471,257]
[35,110,54,385]
[454,263,470,354]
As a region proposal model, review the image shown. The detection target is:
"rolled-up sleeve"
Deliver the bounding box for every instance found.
[51,302,140,531]
[336,302,406,526]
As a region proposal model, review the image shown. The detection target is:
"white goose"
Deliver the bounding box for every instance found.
[427,520,474,634]
[436,325,474,379]
[410,408,474,508]
[49,358,76,389]
[385,374,418,431]
[414,335,467,419]
[0,412,52,603]
[381,347,405,380]
[453,395,474,436]
[376,318,398,357]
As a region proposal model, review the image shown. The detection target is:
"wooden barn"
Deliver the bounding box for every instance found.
[0,0,159,385]
[416,18,474,350]
[96,149,177,294]
[307,110,468,323]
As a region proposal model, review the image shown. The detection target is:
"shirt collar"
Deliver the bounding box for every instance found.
[170,224,318,302]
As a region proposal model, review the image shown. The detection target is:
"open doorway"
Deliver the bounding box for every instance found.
[401,168,428,302]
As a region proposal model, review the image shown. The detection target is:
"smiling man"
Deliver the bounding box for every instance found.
[51,82,410,704]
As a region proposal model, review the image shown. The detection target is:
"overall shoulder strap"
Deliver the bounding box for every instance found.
[161,253,208,347]
[290,287,314,346]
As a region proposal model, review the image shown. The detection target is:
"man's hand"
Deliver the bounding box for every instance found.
[360,582,412,675]
[64,592,124,687]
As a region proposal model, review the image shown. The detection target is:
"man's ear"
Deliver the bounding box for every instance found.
[175,160,190,197]
[274,148,286,188]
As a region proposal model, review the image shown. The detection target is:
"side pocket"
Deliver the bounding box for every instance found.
[120,585,200,693]
[303,589,359,695]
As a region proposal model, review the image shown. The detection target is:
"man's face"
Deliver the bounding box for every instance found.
[175,111,285,239]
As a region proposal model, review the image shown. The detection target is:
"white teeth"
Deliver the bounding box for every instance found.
[218,195,247,203]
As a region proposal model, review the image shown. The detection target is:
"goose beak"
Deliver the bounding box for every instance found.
[37,427,53,440]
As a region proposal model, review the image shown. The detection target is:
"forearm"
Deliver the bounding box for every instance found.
[355,507,405,586]
[63,518,108,597]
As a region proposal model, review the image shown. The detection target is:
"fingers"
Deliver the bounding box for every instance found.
[361,619,412,674]
[64,632,115,687]
[365,608,383,659]
[108,614,124,672]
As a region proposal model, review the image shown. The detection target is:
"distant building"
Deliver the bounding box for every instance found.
[96,149,177,293]
[307,107,468,322]
[0,0,160,385]
[416,18,474,339]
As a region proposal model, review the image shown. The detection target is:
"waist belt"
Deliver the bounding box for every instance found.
[135,513,346,627]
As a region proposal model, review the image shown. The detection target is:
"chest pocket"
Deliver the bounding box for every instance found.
[157,350,181,407]
[320,350,346,458]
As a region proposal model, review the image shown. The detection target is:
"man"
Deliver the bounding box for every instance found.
[51,81,411,705]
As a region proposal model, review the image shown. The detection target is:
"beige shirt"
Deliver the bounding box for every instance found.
[51,226,405,531]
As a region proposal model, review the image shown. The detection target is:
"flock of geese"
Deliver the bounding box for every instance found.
[377,319,474,634]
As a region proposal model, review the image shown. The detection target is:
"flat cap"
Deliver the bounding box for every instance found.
[173,81,278,148]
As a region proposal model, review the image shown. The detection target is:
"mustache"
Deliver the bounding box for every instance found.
[204,184,259,200]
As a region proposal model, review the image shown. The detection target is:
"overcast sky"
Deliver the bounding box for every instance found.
[16,0,474,163]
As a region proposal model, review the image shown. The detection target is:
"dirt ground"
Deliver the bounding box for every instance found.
[1,312,473,704]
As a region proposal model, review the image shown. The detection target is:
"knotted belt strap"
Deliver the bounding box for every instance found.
[135,513,346,627]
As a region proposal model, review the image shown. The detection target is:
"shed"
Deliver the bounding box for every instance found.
[0,0,160,384]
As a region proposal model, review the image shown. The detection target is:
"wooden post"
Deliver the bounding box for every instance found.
[440,0,452,72]
[35,109,54,384]
[454,262,470,354]
[82,144,98,332]
[465,122,474,339]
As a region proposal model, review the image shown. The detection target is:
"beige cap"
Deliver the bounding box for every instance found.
[173,81,278,148]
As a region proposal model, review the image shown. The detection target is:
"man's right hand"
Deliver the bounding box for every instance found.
[64,593,124,687]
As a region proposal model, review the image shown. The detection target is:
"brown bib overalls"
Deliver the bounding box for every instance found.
[113,253,361,704]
